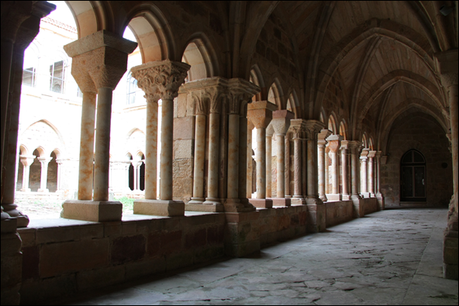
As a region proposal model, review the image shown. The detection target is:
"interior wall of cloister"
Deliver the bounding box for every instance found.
[1,1,457,304]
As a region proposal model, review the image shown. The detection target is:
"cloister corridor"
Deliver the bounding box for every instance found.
[48,209,457,305]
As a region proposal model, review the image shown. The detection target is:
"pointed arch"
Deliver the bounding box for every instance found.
[339,120,348,140]
[250,65,264,101]
[328,113,338,134]
[267,79,283,109]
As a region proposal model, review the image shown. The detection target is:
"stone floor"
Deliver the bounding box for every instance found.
[54,208,457,305]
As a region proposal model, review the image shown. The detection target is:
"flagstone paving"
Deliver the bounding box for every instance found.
[58,208,458,305]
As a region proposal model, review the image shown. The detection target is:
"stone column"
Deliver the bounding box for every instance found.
[246,120,254,198]
[247,101,276,208]
[360,149,369,198]
[20,156,35,192]
[285,133,291,198]
[266,125,274,198]
[290,119,307,204]
[189,93,207,204]
[341,141,350,201]
[37,157,52,193]
[435,49,458,280]
[317,129,331,201]
[223,78,259,212]
[348,141,363,217]
[271,110,294,206]
[375,151,384,209]
[131,60,189,216]
[368,150,376,197]
[326,135,342,201]
[132,161,142,191]
[1,4,52,228]
[305,120,326,232]
[62,30,137,222]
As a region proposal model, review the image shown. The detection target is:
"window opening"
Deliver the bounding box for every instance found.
[400,150,426,202]
[49,60,65,93]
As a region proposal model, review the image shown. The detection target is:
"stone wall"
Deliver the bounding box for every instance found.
[325,201,353,227]
[381,112,452,207]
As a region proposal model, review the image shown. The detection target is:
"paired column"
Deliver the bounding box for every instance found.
[37,157,52,192]
[360,149,369,198]
[368,150,376,197]
[266,126,274,198]
[290,119,307,204]
[304,120,326,232]
[62,30,137,222]
[325,135,342,201]
[271,110,294,206]
[20,155,35,192]
[375,151,385,209]
[247,101,276,208]
[348,141,363,217]
[131,60,190,216]
[223,78,259,212]
[340,141,350,201]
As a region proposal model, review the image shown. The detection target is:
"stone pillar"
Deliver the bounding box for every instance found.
[189,93,207,204]
[62,30,137,222]
[271,110,294,206]
[348,141,363,217]
[435,49,458,280]
[290,119,307,204]
[285,133,291,198]
[368,150,376,197]
[266,126,274,198]
[305,120,326,232]
[130,60,190,216]
[223,78,259,212]
[246,120,254,198]
[326,134,342,201]
[20,157,33,193]
[247,101,276,208]
[37,157,52,193]
[360,149,369,198]
[2,3,53,228]
[317,129,331,202]
[375,151,385,209]
[341,141,350,201]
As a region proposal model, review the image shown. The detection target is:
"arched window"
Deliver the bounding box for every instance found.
[400,150,426,202]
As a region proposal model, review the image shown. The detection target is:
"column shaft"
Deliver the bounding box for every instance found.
[361,157,368,195]
[160,98,174,200]
[192,114,206,200]
[351,148,359,196]
[276,134,285,198]
[318,143,326,200]
[206,113,220,201]
[369,157,374,195]
[239,115,248,200]
[145,100,157,199]
[93,87,113,201]
[78,92,96,200]
[266,135,272,198]
[341,148,349,197]
[293,136,302,198]
[331,150,339,194]
[307,139,317,198]
[256,128,266,199]
[227,114,239,199]
[38,158,50,192]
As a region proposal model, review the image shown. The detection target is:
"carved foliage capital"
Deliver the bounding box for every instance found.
[131,60,190,101]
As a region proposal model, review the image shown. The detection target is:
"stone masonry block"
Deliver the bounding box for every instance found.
[111,235,146,264]
[20,274,77,305]
[173,116,194,140]
[22,246,39,280]
[174,139,194,159]
[17,228,36,247]
[40,238,109,278]
[77,265,125,291]
[125,257,166,280]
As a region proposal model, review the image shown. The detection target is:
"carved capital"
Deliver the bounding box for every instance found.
[179,77,228,114]
[131,60,190,101]
[304,120,326,140]
[227,78,260,115]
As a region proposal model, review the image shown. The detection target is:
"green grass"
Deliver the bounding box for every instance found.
[114,196,135,214]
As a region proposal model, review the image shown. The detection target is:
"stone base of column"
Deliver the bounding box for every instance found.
[224,198,256,212]
[291,196,306,205]
[20,188,31,192]
[249,198,273,209]
[188,198,205,205]
[62,200,122,222]
[185,201,224,212]
[37,188,49,193]
[134,199,184,217]
[224,211,261,257]
[272,198,291,207]
[2,204,29,227]
[326,194,342,202]
[361,192,371,198]
[306,201,326,233]
[342,194,351,201]
[376,193,385,210]
[351,194,364,218]
[443,212,458,280]
[319,195,328,202]
[1,214,22,306]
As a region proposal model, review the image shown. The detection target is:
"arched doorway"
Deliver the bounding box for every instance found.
[400,149,426,202]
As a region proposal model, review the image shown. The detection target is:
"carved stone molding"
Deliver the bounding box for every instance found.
[131,60,190,101]
[304,120,325,140]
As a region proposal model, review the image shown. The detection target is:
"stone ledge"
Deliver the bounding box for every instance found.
[62,200,122,222]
